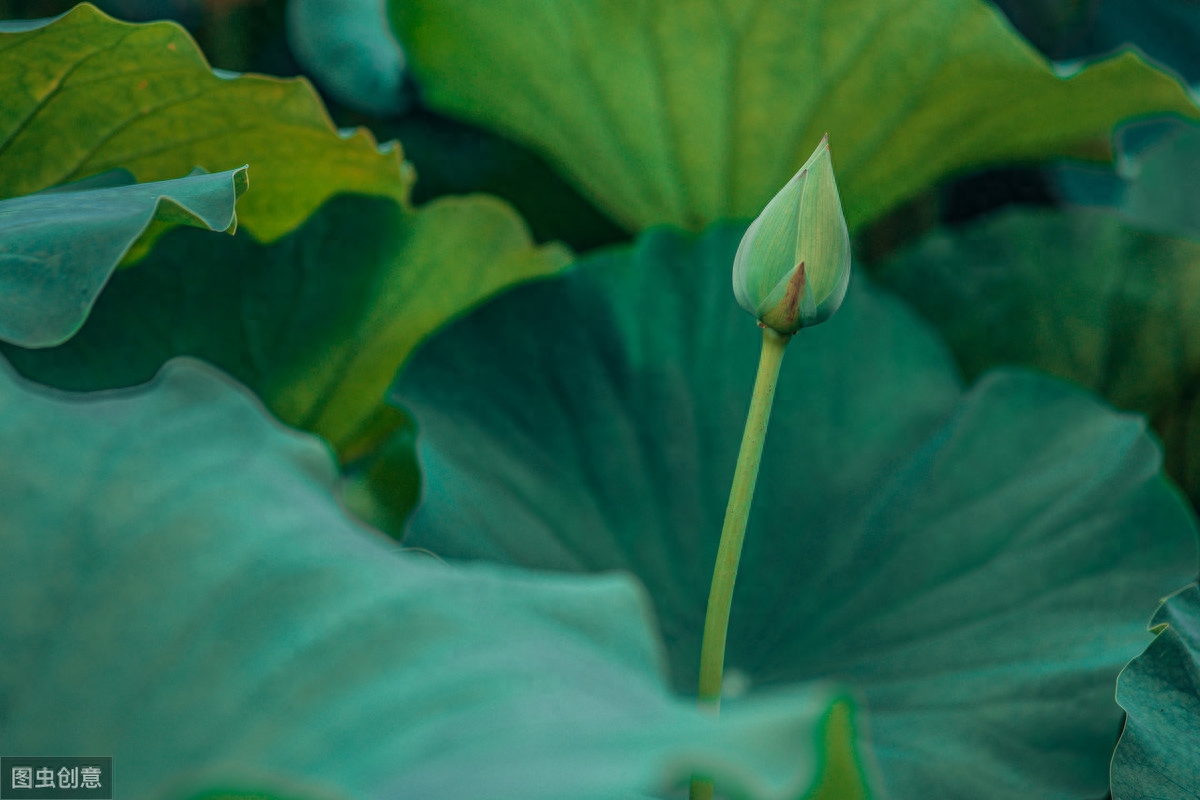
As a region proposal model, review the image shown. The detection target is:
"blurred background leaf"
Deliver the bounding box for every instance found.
[1054,117,1200,240]
[5,0,1196,258]
[285,0,406,116]
[874,204,1200,508]
[390,0,1199,233]
[991,0,1200,83]
[379,111,630,253]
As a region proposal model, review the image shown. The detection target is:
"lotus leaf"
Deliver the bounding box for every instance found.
[0,166,245,348]
[874,206,1200,505]
[393,224,1199,799]
[1055,118,1200,242]
[390,0,1200,232]
[0,355,868,800]
[1,192,568,457]
[287,0,406,116]
[1111,583,1200,800]
[0,4,408,241]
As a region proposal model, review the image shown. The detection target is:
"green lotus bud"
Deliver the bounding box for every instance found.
[732,134,851,335]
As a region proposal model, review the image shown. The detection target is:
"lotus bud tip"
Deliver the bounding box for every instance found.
[732,135,850,334]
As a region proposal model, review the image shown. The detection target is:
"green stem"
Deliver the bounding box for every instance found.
[689,326,790,800]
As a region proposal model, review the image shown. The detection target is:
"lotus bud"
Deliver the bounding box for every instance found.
[732,134,851,335]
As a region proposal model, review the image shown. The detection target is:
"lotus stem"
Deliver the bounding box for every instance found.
[689,326,791,800]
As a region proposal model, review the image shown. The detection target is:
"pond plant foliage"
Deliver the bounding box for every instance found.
[2,1,1200,798]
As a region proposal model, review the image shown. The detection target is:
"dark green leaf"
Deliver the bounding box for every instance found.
[0,354,865,800]
[386,111,630,254]
[1,191,569,457]
[339,406,422,535]
[874,206,1200,504]
[1111,583,1200,800]
[994,0,1200,83]
[390,0,1199,232]
[0,166,246,348]
[392,223,1198,799]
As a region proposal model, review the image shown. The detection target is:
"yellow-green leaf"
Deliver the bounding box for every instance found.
[390,0,1200,232]
[0,3,411,242]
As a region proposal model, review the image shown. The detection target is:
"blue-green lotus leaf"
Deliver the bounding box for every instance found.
[0,167,246,349]
[1055,118,1200,242]
[392,223,1199,799]
[1111,583,1200,799]
[287,0,407,116]
[0,16,57,31]
[0,354,870,800]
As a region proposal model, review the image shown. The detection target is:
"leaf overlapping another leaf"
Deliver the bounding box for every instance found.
[392,223,1199,799]
[1,192,569,461]
[390,0,1200,233]
[1111,583,1200,800]
[0,355,866,800]
[0,3,409,242]
[0,4,569,470]
[0,166,246,349]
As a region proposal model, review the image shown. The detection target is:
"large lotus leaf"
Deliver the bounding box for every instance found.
[873,206,1200,504]
[1055,118,1200,241]
[0,3,410,242]
[287,0,406,116]
[0,192,569,459]
[1111,583,1200,800]
[0,166,246,349]
[0,355,871,800]
[391,223,1200,799]
[389,0,1199,233]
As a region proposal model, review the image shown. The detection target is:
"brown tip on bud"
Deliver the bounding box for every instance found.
[782,262,806,323]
